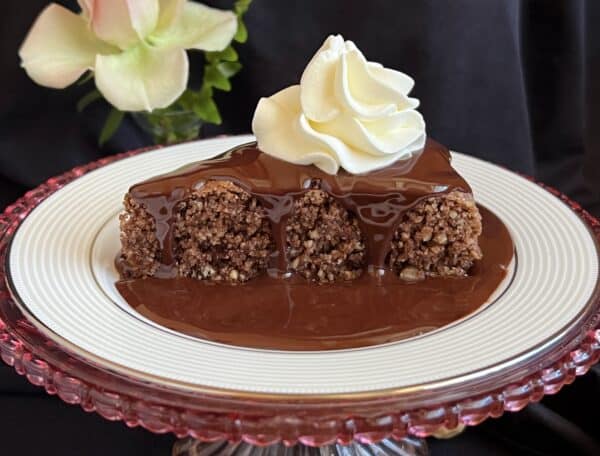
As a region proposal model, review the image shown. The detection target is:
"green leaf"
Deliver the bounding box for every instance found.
[221,46,239,62]
[217,61,242,78]
[234,0,252,15]
[206,46,238,63]
[193,86,222,124]
[99,108,124,146]
[176,89,197,110]
[205,64,231,91]
[234,18,248,43]
[76,71,94,86]
[181,0,250,128]
[77,89,102,112]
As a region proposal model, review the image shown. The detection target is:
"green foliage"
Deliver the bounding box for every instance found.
[218,61,243,78]
[99,108,124,146]
[204,63,232,91]
[78,89,125,146]
[76,72,94,86]
[187,0,252,128]
[234,0,252,15]
[194,86,222,124]
[234,19,248,43]
[77,89,102,112]
[206,45,238,63]
[137,105,203,144]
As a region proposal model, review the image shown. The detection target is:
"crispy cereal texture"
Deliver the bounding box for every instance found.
[286,189,365,282]
[389,191,483,280]
[119,183,482,283]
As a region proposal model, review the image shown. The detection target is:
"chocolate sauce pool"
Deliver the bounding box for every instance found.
[117,207,512,350]
[118,145,514,350]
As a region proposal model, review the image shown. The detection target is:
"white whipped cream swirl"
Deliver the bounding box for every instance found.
[251,35,426,175]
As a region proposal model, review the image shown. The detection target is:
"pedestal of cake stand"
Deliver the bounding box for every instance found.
[170,424,467,455]
[171,424,470,455]
[172,436,429,456]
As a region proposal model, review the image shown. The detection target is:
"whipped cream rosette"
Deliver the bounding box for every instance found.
[252,35,426,174]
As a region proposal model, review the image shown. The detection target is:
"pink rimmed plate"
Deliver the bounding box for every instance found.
[1,135,599,445]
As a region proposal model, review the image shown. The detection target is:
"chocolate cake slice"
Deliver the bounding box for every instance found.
[119,139,482,283]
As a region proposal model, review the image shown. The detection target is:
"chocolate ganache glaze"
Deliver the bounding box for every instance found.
[117,139,515,350]
[127,138,469,276]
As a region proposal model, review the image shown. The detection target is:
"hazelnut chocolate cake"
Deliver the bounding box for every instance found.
[119,35,482,285]
[119,140,482,284]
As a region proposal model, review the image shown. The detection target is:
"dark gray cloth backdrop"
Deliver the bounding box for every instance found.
[1,0,600,454]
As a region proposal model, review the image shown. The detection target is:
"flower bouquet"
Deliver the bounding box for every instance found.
[19,0,252,144]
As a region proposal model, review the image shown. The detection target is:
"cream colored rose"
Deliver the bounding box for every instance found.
[19,0,237,111]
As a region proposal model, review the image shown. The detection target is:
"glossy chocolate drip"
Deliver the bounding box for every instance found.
[117,206,514,350]
[128,139,469,276]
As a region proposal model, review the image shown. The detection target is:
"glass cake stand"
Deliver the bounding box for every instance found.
[1,148,599,455]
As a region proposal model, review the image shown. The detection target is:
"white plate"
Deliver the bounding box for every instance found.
[6,135,599,395]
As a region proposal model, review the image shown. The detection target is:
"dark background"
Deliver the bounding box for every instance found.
[1,0,600,454]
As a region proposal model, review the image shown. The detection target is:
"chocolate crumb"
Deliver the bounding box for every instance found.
[286,189,365,282]
[120,185,482,283]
